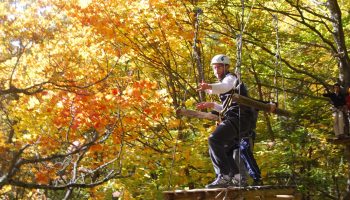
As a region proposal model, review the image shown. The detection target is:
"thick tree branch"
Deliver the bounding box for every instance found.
[8,171,125,190]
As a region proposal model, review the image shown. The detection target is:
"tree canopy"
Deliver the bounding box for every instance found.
[0,0,350,199]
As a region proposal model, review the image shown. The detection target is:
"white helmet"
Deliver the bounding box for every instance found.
[211,54,230,65]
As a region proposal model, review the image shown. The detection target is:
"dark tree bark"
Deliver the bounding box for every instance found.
[327,1,350,197]
[327,0,350,87]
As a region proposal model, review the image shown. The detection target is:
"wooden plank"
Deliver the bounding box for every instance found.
[327,137,350,145]
[275,195,298,199]
[176,108,219,121]
[230,94,291,117]
[176,94,291,121]
[163,186,301,200]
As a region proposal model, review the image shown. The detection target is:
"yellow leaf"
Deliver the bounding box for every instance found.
[27,96,40,109]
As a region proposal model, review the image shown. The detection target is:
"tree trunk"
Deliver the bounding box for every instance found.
[327,1,350,198]
[327,0,350,87]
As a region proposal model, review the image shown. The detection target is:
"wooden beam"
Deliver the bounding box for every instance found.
[176,109,219,121]
[327,137,350,145]
[163,186,301,200]
[176,94,291,121]
[230,94,291,117]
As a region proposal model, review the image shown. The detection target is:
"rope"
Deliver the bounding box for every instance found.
[234,0,256,187]
[167,120,181,190]
[192,7,205,102]
[273,14,286,109]
[234,0,245,75]
[167,55,194,190]
[241,0,257,36]
[235,0,256,72]
[237,0,245,188]
[168,7,204,190]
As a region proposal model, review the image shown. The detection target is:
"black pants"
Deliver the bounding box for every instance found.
[208,112,251,176]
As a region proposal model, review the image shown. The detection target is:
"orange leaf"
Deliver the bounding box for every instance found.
[111,88,119,95]
[90,144,103,151]
[36,172,50,184]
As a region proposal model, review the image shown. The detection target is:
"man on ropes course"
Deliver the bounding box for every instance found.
[323,83,349,138]
[196,54,262,188]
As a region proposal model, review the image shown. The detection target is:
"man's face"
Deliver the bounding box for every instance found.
[334,85,340,93]
[212,63,226,80]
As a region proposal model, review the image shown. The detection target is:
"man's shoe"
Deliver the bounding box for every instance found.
[229,178,239,187]
[231,178,248,187]
[238,179,248,187]
[206,174,232,188]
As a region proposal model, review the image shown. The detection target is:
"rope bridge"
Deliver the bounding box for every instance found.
[163,185,301,200]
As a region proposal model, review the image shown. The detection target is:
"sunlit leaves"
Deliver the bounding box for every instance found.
[0,2,178,197]
[1,0,350,199]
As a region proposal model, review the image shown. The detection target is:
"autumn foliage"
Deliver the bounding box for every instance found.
[0,0,177,198]
[1,0,350,199]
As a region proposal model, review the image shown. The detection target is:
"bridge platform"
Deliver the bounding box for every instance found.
[163,185,301,200]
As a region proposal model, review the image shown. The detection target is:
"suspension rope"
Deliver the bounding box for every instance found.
[234,0,257,187]
[193,7,205,102]
[235,0,256,77]
[168,7,204,190]
[245,0,256,31]
[272,14,286,109]
[235,0,244,76]
[168,121,182,190]
[168,54,194,190]
[236,0,245,188]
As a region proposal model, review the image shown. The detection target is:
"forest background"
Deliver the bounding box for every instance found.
[0,0,350,199]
